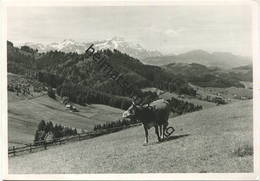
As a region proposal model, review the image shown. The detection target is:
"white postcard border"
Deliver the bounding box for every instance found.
[0,0,259,180]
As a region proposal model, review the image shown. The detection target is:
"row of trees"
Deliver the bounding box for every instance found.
[56,81,159,110]
[198,95,227,105]
[94,118,140,131]
[8,83,31,96]
[169,97,203,115]
[34,120,77,144]
[56,82,132,110]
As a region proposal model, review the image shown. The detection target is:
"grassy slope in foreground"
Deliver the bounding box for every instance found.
[9,100,253,173]
[8,93,124,146]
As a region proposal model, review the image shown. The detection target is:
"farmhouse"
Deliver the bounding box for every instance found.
[65,104,72,109]
[65,104,78,112]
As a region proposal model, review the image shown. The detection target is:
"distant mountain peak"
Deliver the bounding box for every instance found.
[21,38,163,59]
[61,39,76,44]
[178,49,210,57]
[111,36,125,41]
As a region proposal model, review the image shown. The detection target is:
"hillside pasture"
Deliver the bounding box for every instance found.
[8,93,124,146]
[9,100,253,173]
[142,87,216,109]
[194,86,253,100]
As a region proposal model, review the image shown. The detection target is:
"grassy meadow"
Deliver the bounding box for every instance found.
[9,100,253,173]
[8,92,124,146]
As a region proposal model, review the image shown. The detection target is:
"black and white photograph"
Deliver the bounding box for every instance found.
[0,0,259,180]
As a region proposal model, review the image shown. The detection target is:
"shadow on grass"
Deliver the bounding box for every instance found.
[164,134,190,142]
[145,134,190,146]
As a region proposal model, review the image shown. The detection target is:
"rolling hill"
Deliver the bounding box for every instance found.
[7,40,194,98]
[9,100,253,173]
[162,62,252,88]
[142,87,216,109]
[142,50,251,69]
[8,93,124,146]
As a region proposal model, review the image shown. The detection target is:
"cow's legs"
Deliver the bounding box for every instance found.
[162,124,167,139]
[144,126,149,144]
[159,125,163,139]
[154,125,161,142]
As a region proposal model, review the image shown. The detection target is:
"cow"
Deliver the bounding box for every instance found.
[122,99,170,144]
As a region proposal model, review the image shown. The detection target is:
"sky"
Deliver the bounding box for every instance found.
[7,5,252,56]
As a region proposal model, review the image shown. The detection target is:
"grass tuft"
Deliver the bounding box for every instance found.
[233,144,253,157]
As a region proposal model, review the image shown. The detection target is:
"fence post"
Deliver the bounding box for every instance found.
[44,141,47,150]
[78,134,80,141]
[13,146,15,156]
[29,144,32,153]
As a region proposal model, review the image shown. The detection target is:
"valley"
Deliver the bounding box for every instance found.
[4,4,254,176]
[6,40,253,174]
[7,40,253,147]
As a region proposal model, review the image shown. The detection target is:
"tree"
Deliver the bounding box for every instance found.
[73,128,77,135]
[48,87,56,99]
[34,130,40,143]
[38,120,46,131]
[45,121,54,133]
[21,45,35,53]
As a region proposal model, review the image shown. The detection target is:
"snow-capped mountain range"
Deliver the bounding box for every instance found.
[21,37,162,60]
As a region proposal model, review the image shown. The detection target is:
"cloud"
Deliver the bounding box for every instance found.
[145,25,186,38]
[164,28,185,37]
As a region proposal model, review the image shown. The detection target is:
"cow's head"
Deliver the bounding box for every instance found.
[122,101,140,118]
